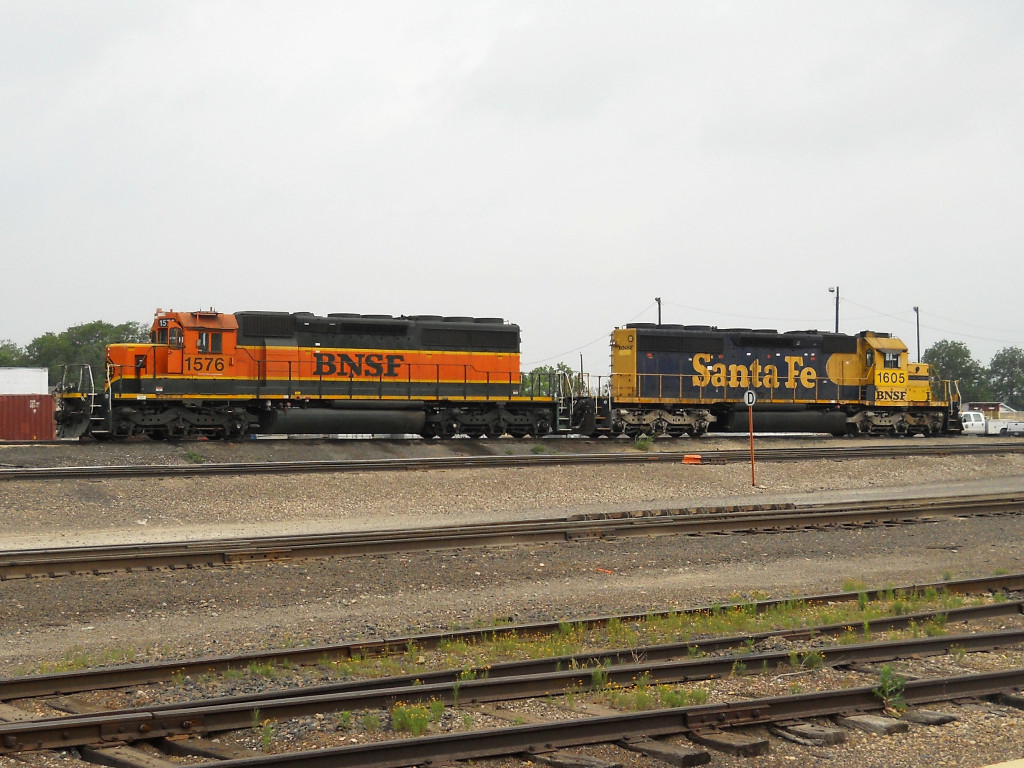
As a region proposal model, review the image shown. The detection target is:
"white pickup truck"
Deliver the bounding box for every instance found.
[961,410,1024,436]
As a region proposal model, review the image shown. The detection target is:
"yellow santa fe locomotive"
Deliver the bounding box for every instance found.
[56,309,962,439]
[596,323,962,437]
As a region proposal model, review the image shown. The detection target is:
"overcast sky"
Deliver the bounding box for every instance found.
[2,1,1021,372]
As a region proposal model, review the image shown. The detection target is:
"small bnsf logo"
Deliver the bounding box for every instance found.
[314,352,404,377]
[875,389,908,401]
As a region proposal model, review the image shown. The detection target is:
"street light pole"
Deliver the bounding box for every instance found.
[656,297,662,326]
[913,306,920,362]
[828,286,840,333]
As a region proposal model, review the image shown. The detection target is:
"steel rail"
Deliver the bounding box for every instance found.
[188,668,1024,768]
[1,441,1021,481]
[10,602,1022,709]
[3,492,1023,580]
[3,573,1022,701]
[3,629,1024,754]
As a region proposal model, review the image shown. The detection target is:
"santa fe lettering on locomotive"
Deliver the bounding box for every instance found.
[690,353,818,389]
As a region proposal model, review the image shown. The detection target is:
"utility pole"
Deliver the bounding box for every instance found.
[913,306,920,362]
[828,286,840,333]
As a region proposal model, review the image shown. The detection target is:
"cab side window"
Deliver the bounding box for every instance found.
[197,331,223,354]
[168,328,183,349]
[883,352,900,369]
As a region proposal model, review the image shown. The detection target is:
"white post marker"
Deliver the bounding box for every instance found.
[745,390,756,486]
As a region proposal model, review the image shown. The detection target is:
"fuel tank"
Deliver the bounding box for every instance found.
[259,405,426,435]
[719,408,848,434]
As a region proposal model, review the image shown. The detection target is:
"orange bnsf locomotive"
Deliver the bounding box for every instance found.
[56,309,962,440]
[56,309,560,440]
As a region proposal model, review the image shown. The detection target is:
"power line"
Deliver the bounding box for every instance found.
[661,299,819,325]
[524,297,1021,370]
[523,302,655,368]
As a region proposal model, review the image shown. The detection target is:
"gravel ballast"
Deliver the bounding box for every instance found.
[1,436,1024,767]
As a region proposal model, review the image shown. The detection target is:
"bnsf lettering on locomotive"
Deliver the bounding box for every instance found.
[690,353,817,389]
[313,352,404,377]
[875,390,908,401]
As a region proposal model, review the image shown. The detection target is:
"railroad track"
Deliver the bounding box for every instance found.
[2,581,1023,763]
[4,629,1023,755]
[1,441,1022,481]
[174,670,1024,768]
[4,573,1023,699]
[3,491,1022,580]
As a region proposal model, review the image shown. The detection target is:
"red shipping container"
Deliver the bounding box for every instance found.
[0,395,56,441]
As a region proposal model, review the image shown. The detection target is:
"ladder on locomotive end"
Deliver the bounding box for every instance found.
[57,363,109,438]
[554,372,575,433]
[554,370,600,435]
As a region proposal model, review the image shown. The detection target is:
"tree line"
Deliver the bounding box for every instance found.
[1,320,1021,408]
[0,321,149,387]
[922,340,1024,408]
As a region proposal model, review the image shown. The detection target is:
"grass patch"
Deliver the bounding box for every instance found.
[873,664,907,712]
[597,673,709,711]
[35,646,137,674]
[391,700,444,736]
[247,661,280,679]
[119,581,989,711]
[310,586,970,692]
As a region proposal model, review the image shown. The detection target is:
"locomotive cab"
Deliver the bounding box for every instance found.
[148,310,238,376]
[102,310,238,391]
[859,333,932,404]
[854,332,959,434]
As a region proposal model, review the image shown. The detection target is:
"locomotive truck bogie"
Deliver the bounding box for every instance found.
[610,407,714,438]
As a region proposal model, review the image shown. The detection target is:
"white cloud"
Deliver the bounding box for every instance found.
[1,1,1021,366]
